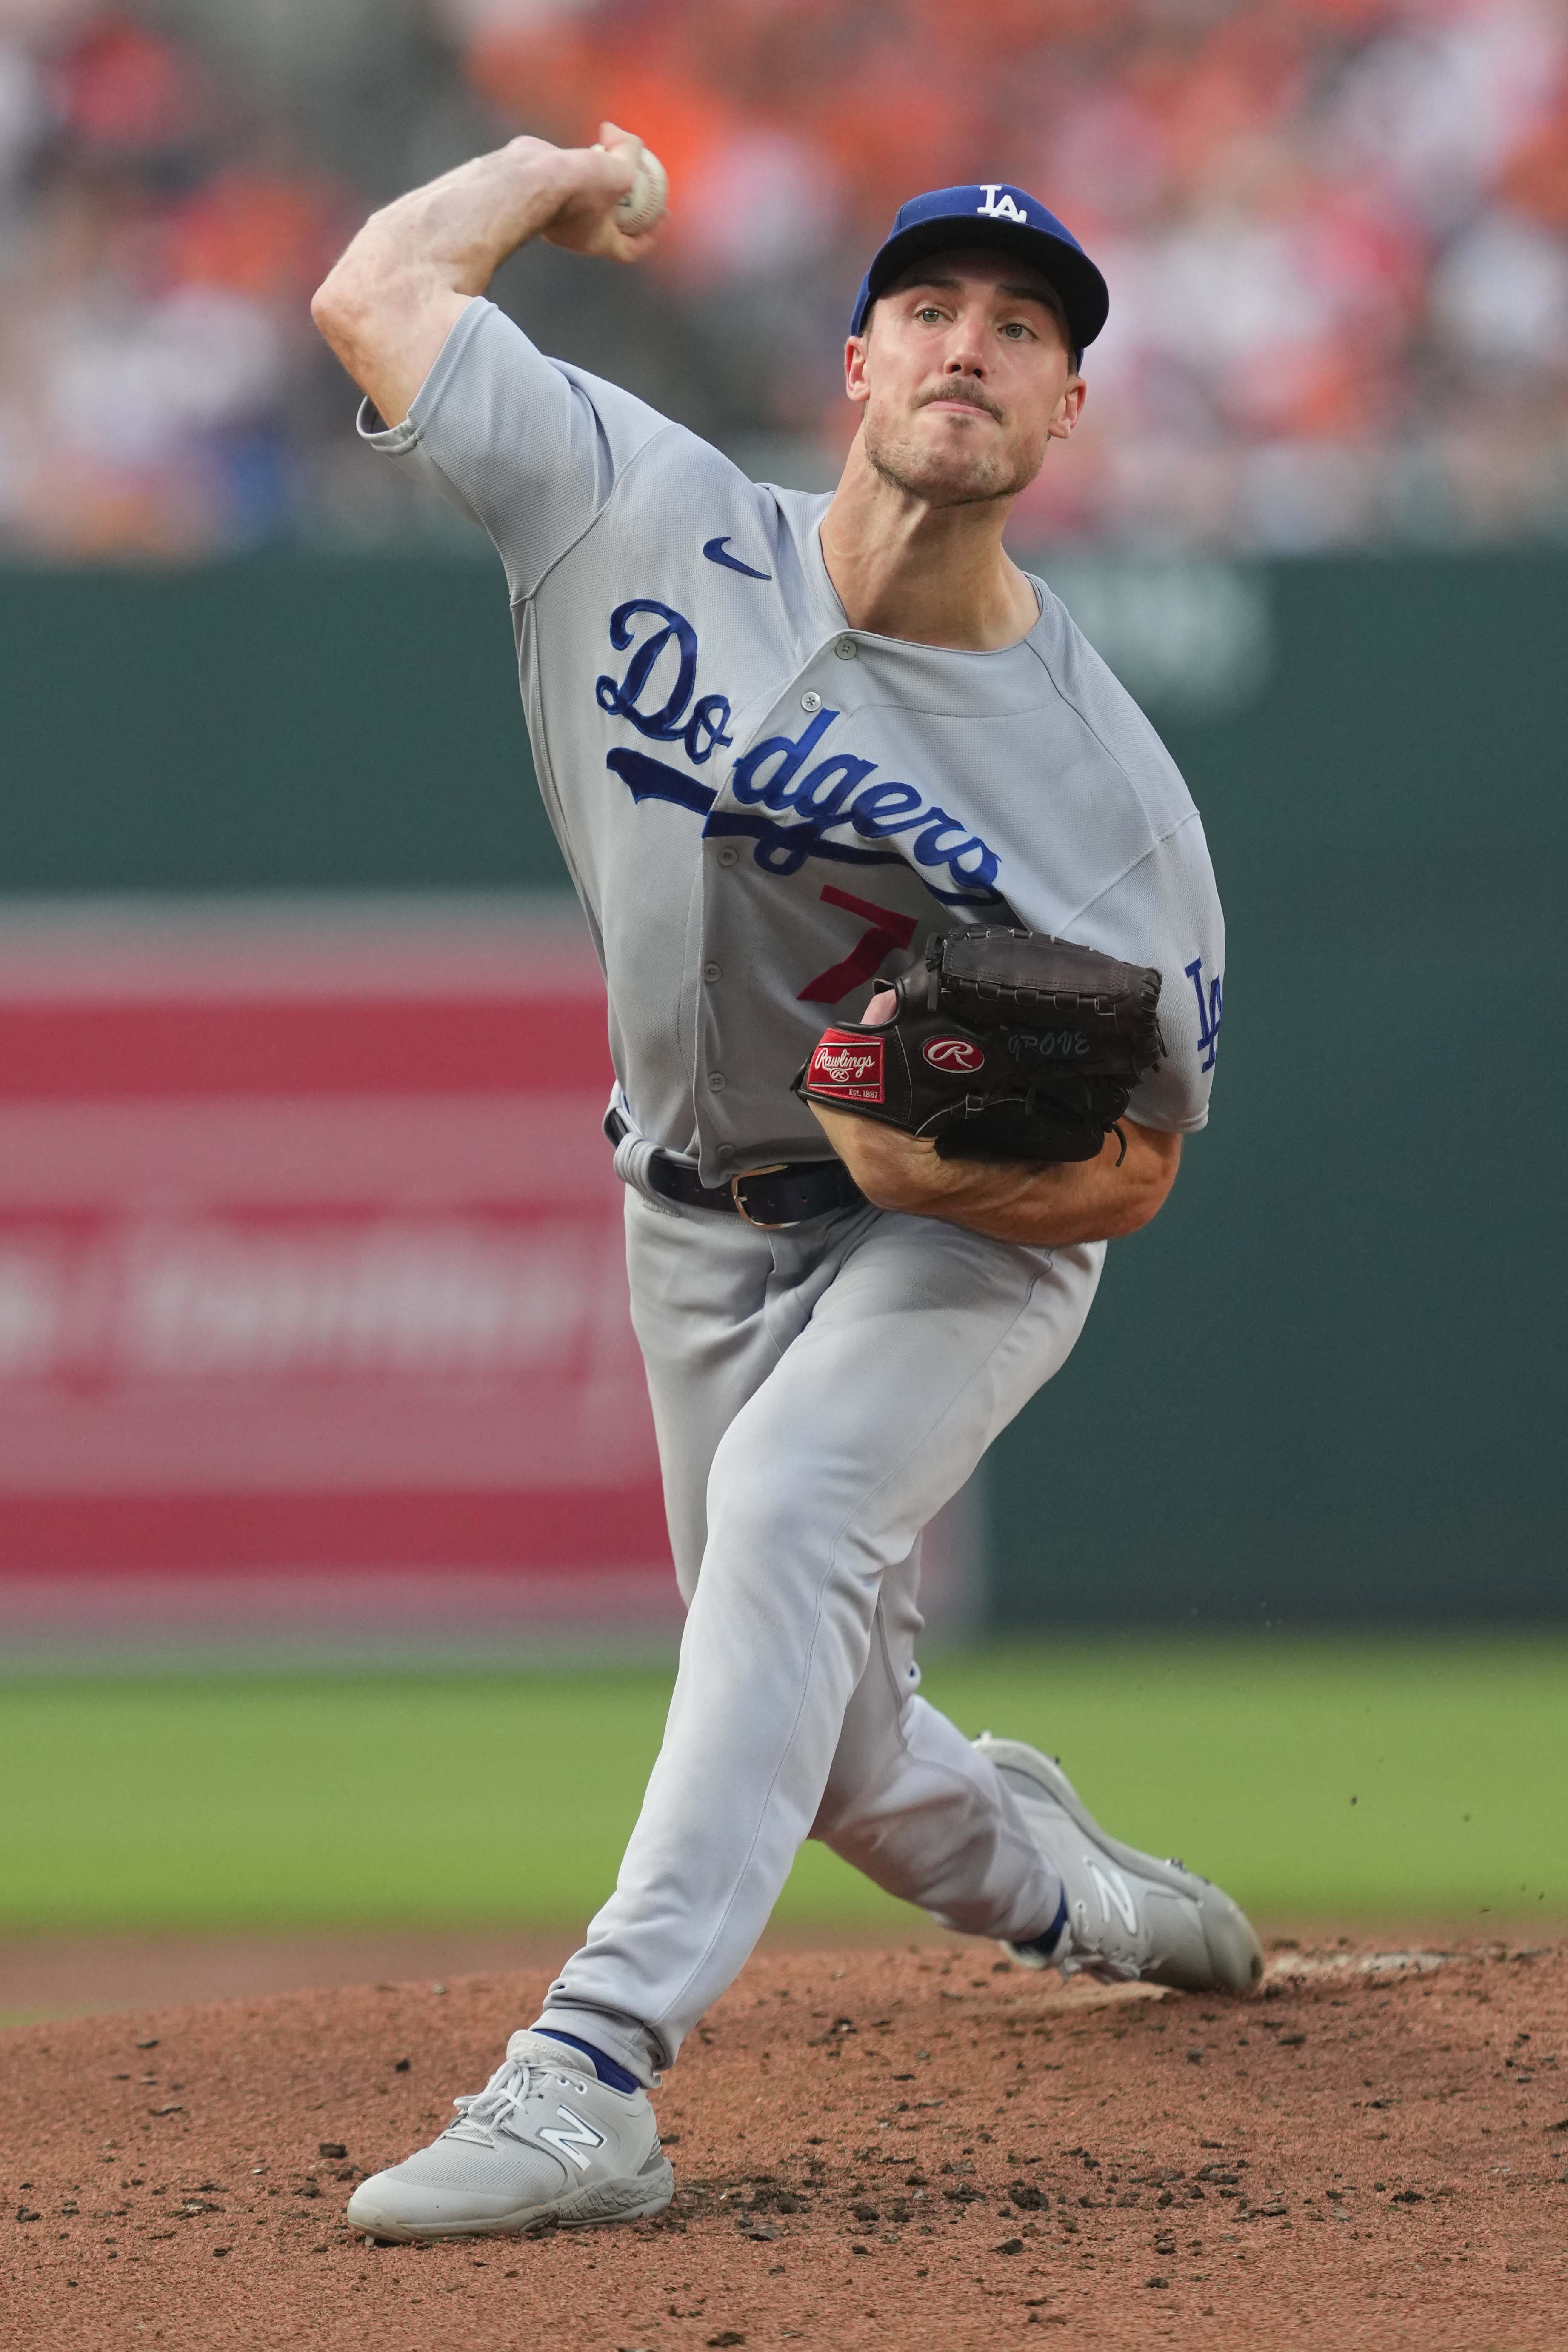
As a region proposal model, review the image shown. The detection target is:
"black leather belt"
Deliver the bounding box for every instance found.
[605,1110,863,1230]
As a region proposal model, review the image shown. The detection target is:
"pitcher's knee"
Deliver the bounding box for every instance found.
[811,1706,910,1844]
[703,1479,877,1601]
[809,1764,883,1848]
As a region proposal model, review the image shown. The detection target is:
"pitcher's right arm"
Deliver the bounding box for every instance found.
[311,123,658,429]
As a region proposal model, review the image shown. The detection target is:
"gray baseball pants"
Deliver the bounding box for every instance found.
[537,1182,1104,2083]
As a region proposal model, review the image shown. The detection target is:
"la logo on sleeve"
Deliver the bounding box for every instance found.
[1185,956,1223,1072]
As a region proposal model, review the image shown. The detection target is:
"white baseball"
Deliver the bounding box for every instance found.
[614,146,667,235]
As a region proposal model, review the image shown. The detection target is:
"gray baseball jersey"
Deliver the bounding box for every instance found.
[362,298,1224,1187]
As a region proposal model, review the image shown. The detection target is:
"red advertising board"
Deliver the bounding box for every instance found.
[0,902,676,1653]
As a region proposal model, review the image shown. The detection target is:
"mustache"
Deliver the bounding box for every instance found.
[915,383,1005,422]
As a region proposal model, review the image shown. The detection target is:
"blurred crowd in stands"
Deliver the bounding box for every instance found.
[0,0,1565,560]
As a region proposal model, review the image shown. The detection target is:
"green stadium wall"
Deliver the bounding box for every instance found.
[1,551,1561,1627]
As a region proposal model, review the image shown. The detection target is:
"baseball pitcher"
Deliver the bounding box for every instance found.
[311,126,1261,2245]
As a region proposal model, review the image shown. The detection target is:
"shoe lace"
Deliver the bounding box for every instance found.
[1059,1950,1141,1987]
[447,2053,555,2145]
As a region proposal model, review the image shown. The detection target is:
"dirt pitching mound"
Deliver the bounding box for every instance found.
[4,1936,1566,2352]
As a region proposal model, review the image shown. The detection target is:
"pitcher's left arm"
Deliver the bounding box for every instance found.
[809,1093,1180,1243]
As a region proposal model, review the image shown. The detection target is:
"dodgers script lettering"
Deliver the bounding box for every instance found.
[595,599,1005,909]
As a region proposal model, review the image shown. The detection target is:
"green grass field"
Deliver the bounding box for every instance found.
[3,1638,1564,1936]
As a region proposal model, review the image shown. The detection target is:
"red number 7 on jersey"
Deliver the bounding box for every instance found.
[796,884,918,1005]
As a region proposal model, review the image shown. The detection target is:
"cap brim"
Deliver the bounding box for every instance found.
[859,214,1108,354]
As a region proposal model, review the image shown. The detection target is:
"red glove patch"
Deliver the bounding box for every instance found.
[803,1031,885,1102]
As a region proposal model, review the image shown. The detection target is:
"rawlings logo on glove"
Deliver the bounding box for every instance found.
[794,926,1166,1166]
[804,1036,885,1101]
[922,1036,985,1073]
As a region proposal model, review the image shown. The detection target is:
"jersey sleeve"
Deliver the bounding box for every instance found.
[1074,812,1225,1133]
[355,297,673,601]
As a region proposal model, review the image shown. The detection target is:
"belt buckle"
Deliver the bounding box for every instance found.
[730,1164,796,1230]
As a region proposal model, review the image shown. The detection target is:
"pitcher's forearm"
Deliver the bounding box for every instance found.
[921,1125,1181,1244]
[810,1105,1182,1245]
[335,143,580,308]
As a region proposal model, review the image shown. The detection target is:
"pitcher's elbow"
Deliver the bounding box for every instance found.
[1112,1166,1179,1239]
[310,265,362,347]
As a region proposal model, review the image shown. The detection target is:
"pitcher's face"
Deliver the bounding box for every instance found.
[845,248,1085,508]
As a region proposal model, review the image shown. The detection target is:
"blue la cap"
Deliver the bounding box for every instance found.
[849,183,1108,362]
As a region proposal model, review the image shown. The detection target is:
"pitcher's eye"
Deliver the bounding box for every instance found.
[915,305,943,323]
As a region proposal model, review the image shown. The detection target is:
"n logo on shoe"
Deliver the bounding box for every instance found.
[539,2105,606,2172]
[1086,1858,1139,1935]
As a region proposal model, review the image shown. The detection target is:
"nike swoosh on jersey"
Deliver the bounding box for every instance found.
[702,535,771,580]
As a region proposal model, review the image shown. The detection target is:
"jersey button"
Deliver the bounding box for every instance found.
[715,846,739,868]
[834,635,858,660]
[800,689,822,713]
[702,961,721,983]
[707,1072,727,1091]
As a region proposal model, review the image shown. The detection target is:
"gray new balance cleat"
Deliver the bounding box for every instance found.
[974,1733,1264,1996]
[345,2030,674,2243]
